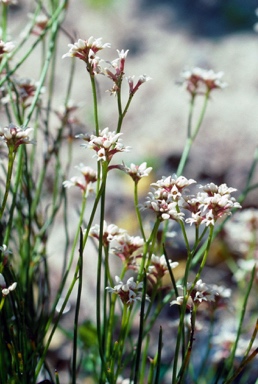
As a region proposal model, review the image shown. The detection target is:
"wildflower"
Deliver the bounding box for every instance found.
[0,0,17,4]
[63,164,97,194]
[0,244,12,257]
[55,99,83,125]
[0,40,14,62]
[13,77,44,107]
[112,233,144,266]
[76,127,131,163]
[171,279,219,308]
[184,183,241,227]
[148,254,179,280]
[106,275,149,305]
[0,123,34,151]
[144,194,185,221]
[28,13,48,35]
[2,282,17,296]
[127,74,151,95]
[181,67,227,95]
[89,221,127,246]
[118,161,152,183]
[62,37,110,74]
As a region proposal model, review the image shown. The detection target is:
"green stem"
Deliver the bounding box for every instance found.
[90,74,99,136]
[71,230,83,384]
[224,265,256,381]
[0,148,16,220]
[176,304,197,384]
[177,91,210,176]
[134,182,146,241]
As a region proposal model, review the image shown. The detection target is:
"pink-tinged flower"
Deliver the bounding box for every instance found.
[2,282,17,297]
[118,162,152,183]
[171,279,219,308]
[77,127,131,162]
[28,13,48,35]
[126,74,151,95]
[0,0,17,4]
[181,67,227,95]
[183,183,241,227]
[0,40,14,62]
[0,123,34,150]
[14,77,45,106]
[144,195,185,221]
[63,164,97,194]
[148,254,179,280]
[62,37,110,73]
[152,175,196,201]
[89,221,127,247]
[104,49,129,79]
[106,275,150,305]
[112,233,144,267]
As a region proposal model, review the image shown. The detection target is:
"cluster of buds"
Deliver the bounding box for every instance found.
[76,127,131,163]
[106,275,150,306]
[0,123,34,151]
[181,67,227,96]
[144,176,241,226]
[63,163,97,195]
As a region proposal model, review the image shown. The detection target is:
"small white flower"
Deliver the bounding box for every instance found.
[2,282,17,296]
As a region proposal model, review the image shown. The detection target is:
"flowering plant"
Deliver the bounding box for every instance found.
[0,2,257,384]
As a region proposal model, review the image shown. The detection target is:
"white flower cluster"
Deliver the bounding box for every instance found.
[76,127,131,162]
[171,279,219,307]
[181,67,227,95]
[119,162,152,183]
[106,276,149,305]
[148,254,179,280]
[144,176,241,226]
[0,124,34,150]
[63,163,97,194]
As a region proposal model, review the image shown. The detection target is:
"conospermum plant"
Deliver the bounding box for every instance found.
[0,2,257,384]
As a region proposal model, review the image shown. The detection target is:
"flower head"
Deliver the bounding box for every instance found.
[2,282,17,297]
[28,13,49,35]
[118,162,152,183]
[89,221,127,247]
[106,276,149,306]
[112,233,144,267]
[62,37,110,74]
[127,74,151,95]
[0,123,34,151]
[0,40,14,64]
[171,279,219,309]
[148,254,179,280]
[181,67,227,95]
[63,164,97,194]
[76,127,131,163]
